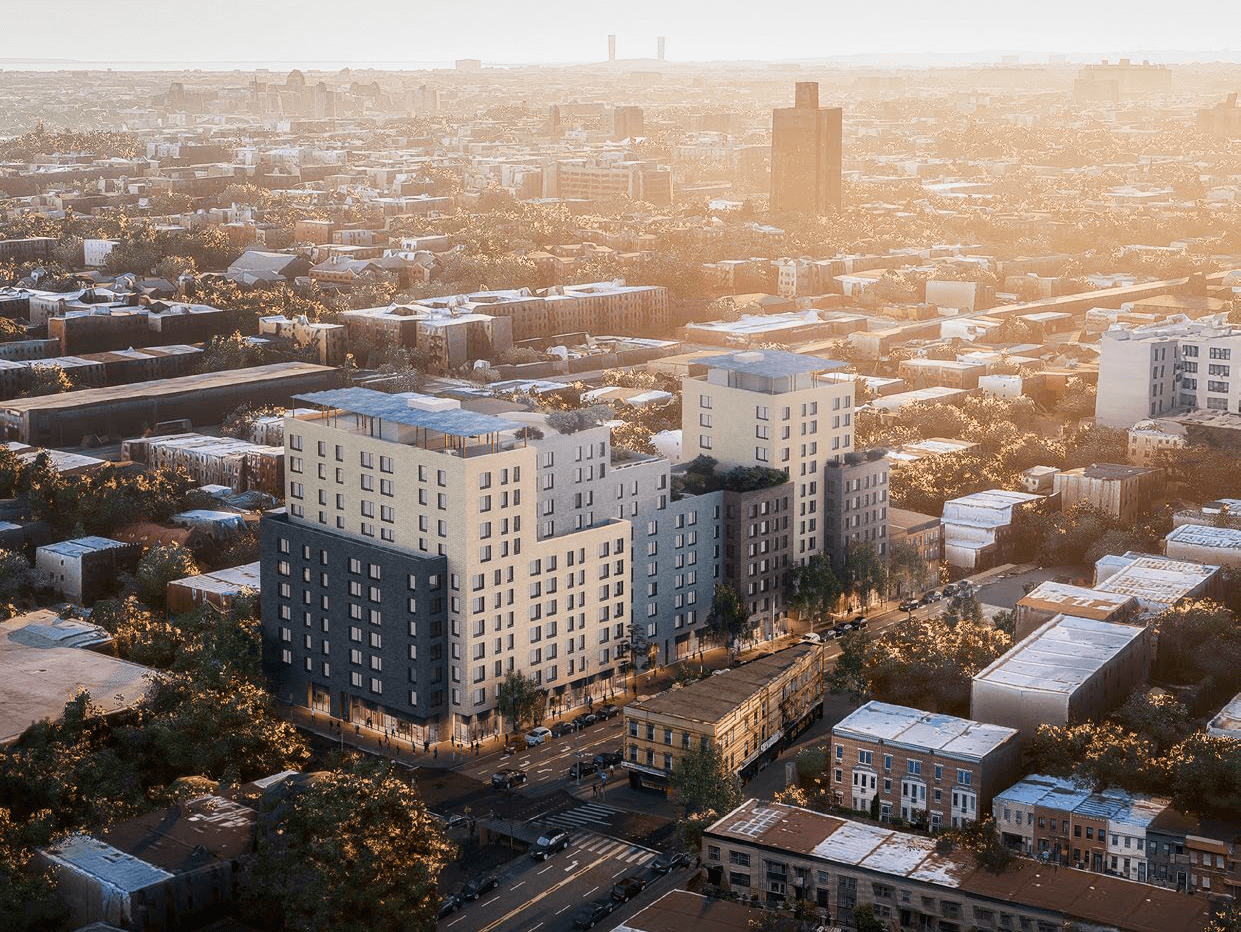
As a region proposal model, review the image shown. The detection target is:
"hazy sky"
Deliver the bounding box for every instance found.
[15,0,1241,65]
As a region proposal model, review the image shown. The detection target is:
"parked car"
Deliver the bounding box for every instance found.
[442,813,476,831]
[437,894,462,918]
[530,829,571,860]
[941,582,958,597]
[491,769,527,789]
[502,737,525,755]
[799,632,822,643]
[898,599,919,612]
[845,615,865,630]
[573,712,600,728]
[525,726,552,747]
[569,760,598,779]
[572,899,616,929]
[594,750,623,768]
[611,875,647,901]
[650,851,692,874]
[597,704,620,720]
[550,721,577,737]
[460,871,499,900]
[920,590,940,605]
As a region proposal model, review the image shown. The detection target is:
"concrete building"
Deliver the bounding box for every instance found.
[621,643,824,791]
[887,507,942,595]
[821,449,889,578]
[1164,524,1241,569]
[1092,551,1221,615]
[262,386,684,744]
[700,799,1207,932]
[1052,463,1164,521]
[166,562,260,615]
[1127,419,1187,467]
[1013,581,1139,641]
[0,362,339,446]
[770,82,842,214]
[941,489,1044,571]
[971,615,1153,743]
[681,349,854,563]
[38,791,261,931]
[0,610,151,745]
[35,537,142,605]
[257,314,346,365]
[830,701,1020,829]
[1207,691,1241,739]
[543,159,672,206]
[122,433,285,496]
[1096,321,1241,429]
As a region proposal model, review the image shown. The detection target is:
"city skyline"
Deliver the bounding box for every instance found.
[11,0,1241,68]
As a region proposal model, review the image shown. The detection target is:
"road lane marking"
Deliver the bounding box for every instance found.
[537,864,554,874]
[612,868,626,877]
[555,905,571,915]
[476,852,613,932]
[584,886,598,897]
[448,917,467,927]
[510,881,525,891]
[564,860,579,872]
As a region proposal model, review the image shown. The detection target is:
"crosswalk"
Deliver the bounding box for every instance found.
[573,831,656,865]
[529,803,657,865]
[537,802,619,830]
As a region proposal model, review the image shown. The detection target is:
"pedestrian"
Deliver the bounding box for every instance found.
[433,746,438,761]
[354,724,360,737]
[424,739,430,754]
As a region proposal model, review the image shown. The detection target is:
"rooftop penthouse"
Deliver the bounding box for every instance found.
[689,348,849,394]
[292,387,529,459]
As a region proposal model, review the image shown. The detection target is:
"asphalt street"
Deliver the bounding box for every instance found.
[439,828,694,932]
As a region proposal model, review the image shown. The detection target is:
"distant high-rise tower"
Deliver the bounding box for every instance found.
[657,37,665,61]
[770,81,842,214]
[608,35,616,61]
[611,106,644,140]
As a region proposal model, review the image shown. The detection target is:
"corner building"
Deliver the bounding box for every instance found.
[261,388,633,744]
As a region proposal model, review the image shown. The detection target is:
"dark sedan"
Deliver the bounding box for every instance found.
[459,871,499,900]
[572,899,616,929]
[650,851,692,874]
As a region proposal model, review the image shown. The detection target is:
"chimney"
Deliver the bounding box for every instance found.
[795,82,819,109]
[608,35,616,61]
[657,36,665,61]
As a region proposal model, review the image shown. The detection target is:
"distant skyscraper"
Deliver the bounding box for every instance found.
[608,35,616,61]
[611,106,644,140]
[770,82,842,214]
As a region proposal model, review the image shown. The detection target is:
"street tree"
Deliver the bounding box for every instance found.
[240,761,453,932]
[495,671,546,734]
[843,542,888,607]
[17,364,75,398]
[707,583,750,652]
[826,631,870,703]
[788,553,842,627]
[0,550,48,619]
[886,539,928,598]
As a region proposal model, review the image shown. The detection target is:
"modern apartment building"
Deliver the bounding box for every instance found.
[260,386,738,743]
[261,387,636,744]
[822,449,889,577]
[700,799,1207,932]
[681,349,854,565]
[1096,321,1241,428]
[770,82,842,214]
[621,643,824,791]
[830,701,1021,830]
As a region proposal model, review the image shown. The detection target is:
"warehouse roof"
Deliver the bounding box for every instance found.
[973,615,1147,696]
[1166,523,1241,552]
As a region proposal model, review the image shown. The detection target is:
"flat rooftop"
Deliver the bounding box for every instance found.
[695,349,848,378]
[1166,523,1241,552]
[0,610,151,745]
[973,615,1146,697]
[626,644,819,727]
[834,701,1018,761]
[295,387,522,437]
[1017,582,1137,620]
[1208,692,1241,738]
[0,362,334,414]
[613,890,756,932]
[704,799,1207,932]
[1060,463,1158,481]
[1093,553,1218,604]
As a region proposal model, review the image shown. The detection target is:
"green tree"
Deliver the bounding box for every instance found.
[127,543,198,608]
[886,539,928,598]
[707,583,749,652]
[92,596,182,669]
[826,630,870,703]
[240,760,453,932]
[788,553,842,627]
[0,807,66,932]
[221,403,285,440]
[851,904,887,932]
[669,742,741,817]
[495,671,546,734]
[17,365,76,399]
[0,550,48,619]
[843,542,888,606]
